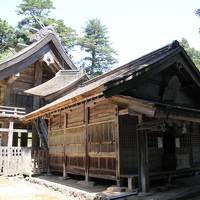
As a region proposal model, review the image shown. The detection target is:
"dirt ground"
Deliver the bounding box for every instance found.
[2,175,200,200]
[0,176,76,200]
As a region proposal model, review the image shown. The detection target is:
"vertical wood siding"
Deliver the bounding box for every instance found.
[48,99,118,179]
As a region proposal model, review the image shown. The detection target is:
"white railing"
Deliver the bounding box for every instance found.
[0,147,48,176]
[0,106,26,118]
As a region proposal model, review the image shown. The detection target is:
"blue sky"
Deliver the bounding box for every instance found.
[0,0,200,66]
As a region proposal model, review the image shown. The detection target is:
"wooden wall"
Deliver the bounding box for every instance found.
[191,123,200,166]
[0,61,54,147]
[147,132,163,172]
[48,98,118,180]
[119,115,138,175]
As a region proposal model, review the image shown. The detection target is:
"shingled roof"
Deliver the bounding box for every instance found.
[22,40,200,121]
[25,70,88,97]
[0,31,76,80]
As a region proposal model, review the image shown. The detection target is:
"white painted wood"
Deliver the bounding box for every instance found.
[0,128,28,133]
[8,121,14,147]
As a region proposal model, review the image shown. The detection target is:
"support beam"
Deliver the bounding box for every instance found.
[62,114,68,179]
[137,115,149,193]
[0,128,28,133]
[140,131,149,193]
[32,61,43,147]
[8,121,14,147]
[108,95,156,118]
[62,145,68,179]
[84,103,89,182]
[115,106,120,185]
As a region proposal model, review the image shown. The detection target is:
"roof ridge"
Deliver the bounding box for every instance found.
[81,40,181,87]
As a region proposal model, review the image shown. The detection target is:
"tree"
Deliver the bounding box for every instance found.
[79,19,117,77]
[17,0,54,17]
[0,18,16,53]
[0,18,17,61]
[16,0,77,53]
[180,38,200,70]
[41,18,77,53]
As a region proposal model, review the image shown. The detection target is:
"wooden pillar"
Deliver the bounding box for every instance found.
[32,61,43,147]
[137,115,149,193]
[62,145,66,178]
[62,113,68,179]
[8,121,14,147]
[47,118,51,175]
[32,125,40,147]
[140,131,149,193]
[115,106,120,186]
[84,102,89,182]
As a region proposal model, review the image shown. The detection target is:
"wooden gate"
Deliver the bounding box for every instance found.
[0,147,47,176]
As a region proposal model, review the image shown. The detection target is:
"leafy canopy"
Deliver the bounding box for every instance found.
[16,0,77,53]
[79,19,117,77]
[17,0,54,17]
[0,18,16,54]
[41,17,77,53]
[180,38,200,70]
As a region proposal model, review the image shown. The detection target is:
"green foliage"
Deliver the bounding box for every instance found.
[17,0,54,17]
[0,50,15,62]
[79,19,117,77]
[0,18,17,54]
[16,0,77,53]
[41,17,77,52]
[180,38,200,70]
[16,0,55,44]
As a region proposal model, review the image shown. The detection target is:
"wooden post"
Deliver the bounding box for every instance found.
[84,102,89,182]
[115,106,120,186]
[137,115,149,193]
[47,118,51,175]
[62,113,68,179]
[32,61,43,147]
[140,131,149,193]
[8,121,14,147]
[62,145,67,179]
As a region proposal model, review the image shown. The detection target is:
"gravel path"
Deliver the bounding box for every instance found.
[0,176,75,200]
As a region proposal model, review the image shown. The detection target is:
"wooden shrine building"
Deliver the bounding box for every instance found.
[22,41,200,192]
[0,27,76,147]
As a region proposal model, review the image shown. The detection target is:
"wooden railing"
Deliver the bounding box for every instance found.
[0,147,48,176]
[0,106,26,118]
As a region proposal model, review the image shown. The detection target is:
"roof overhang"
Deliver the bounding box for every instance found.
[25,70,87,97]
[109,95,200,123]
[0,33,76,80]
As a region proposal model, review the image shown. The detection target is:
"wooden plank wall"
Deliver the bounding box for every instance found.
[88,100,117,179]
[119,115,138,175]
[0,62,54,147]
[48,98,118,179]
[191,123,200,166]
[147,132,163,172]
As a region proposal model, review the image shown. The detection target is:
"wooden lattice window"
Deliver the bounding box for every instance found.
[14,93,33,109]
[148,135,158,148]
[179,134,191,147]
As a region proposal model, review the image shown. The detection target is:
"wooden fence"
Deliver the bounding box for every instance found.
[0,147,48,176]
